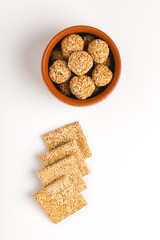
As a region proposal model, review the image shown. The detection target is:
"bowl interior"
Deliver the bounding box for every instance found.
[41,26,121,106]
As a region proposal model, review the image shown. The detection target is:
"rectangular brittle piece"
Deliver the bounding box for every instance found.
[39,140,90,176]
[33,176,87,224]
[42,122,92,159]
[38,155,87,192]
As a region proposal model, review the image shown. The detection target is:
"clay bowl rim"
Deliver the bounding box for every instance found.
[41,25,121,106]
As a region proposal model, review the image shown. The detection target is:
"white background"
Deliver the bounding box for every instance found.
[1,0,160,239]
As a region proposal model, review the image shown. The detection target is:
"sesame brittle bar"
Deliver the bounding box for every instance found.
[39,140,90,176]
[33,176,87,224]
[42,122,92,159]
[38,155,87,192]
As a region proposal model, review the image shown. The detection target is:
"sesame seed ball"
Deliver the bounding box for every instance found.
[70,76,95,100]
[49,60,71,84]
[88,39,109,64]
[82,35,95,50]
[68,51,93,76]
[50,49,65,64]
[92,64,113,87]
[59,80,72,97]
[61,34,84,58]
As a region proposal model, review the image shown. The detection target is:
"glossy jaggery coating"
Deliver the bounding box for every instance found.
[92,64,113,87]
[48,60,71,84]
[70,76,95,100]
[61,34,84,58]
[88,39,109,64]
[68,51,93,76]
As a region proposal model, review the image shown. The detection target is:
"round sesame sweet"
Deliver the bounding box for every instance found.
[50,49,65,64]
[49,60,71,84]
[61,34,84,58]
[88,39,109,64]
[59,80,72,97]
[68,51,93,76]
[70,76,95,100]
[92,64,113,87]
[82,34,95,50]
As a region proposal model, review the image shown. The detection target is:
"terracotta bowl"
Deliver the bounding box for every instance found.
[41,25,121,106]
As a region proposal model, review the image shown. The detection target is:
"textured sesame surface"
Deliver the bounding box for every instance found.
[50,49,65,64]
[61,34,84,58]
[33,176,87,224]
[70,76,95,99]
[49,60,71,84]
[59,80,72,97]
[38,155,87,192]
[42,122,92,159]
[92,64,113,87]
[68,51,93,76]
[88,39,109,64]
[82,34,95,50]
[39,140,90,176]
[48,35,113,99]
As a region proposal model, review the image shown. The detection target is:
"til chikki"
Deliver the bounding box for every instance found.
[33,176,87,224]
[39,140,90,176]
[42,122,92,159]
[38,155,87,192]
